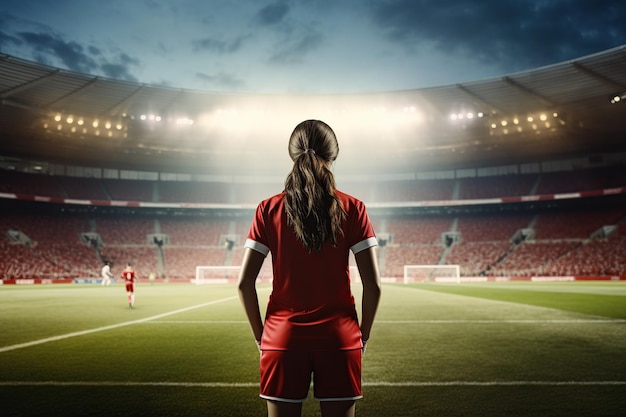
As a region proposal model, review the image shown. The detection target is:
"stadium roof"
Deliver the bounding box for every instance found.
[1,44,625,176]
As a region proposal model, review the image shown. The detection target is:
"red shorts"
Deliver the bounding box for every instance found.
[125,282,134,292]
[259,349,362,403]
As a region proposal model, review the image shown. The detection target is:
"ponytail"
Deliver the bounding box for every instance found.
[284,120,346,252]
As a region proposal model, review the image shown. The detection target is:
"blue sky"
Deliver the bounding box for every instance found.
[1,0,625,94]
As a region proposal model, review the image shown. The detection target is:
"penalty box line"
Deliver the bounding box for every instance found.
[0,296,238,354]
[0,380,625,388]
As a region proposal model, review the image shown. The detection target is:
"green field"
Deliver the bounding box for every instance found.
[1,282,625,417]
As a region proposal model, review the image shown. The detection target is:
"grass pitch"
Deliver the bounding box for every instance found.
[0,281,625,416]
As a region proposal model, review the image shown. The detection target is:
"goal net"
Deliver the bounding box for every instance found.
[194,266,241,284]
[403,264,460,284]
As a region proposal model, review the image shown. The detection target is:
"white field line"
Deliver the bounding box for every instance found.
[147,319,626,324]
[364,380,626,387]
[375,319,626,324]
[0,296,238,354]
[0,380,624,388]
[147,320,249,324]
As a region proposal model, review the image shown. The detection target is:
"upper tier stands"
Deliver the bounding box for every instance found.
[158,181,231,204]
[2,164,624,204]
[57,177,109,200]
[103,179,153,202]
[0,171,64,197]
[373,179,455,202]
[458,174,537,199]
[536,167,612,194]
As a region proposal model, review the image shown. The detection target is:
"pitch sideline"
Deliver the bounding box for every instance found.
[0,380,624,388]
[0,296,238,354]
[147,319,626,324]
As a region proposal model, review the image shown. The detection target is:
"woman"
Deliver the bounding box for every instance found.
[238,119,382,417]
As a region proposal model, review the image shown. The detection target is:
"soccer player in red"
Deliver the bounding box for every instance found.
[238,120,382,417]
[121,263,136,308]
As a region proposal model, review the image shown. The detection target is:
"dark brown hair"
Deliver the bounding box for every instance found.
[284,120,346,252]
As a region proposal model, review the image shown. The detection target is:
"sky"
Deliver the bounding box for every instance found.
[0,0,625,94]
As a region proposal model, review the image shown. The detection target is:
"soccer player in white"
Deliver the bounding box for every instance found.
[101,262,113,286]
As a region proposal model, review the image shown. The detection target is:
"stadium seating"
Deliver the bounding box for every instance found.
[384,244,445,278]
[159,217,230,246]
[1,165,625,281]
[161,247,227,279]
[96,217,156,245]
[103,179,154,202]
[57,177,109,200]
[375,178,455,202]
[386,217,452,244]
[536,168,608,194]
[458,174,537,199]
[0,170,64,197]
[158,181,231,204]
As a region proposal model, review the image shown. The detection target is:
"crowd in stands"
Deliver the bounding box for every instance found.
[159,217,229,246]
[1,207,624,281]
[1,165,625,281]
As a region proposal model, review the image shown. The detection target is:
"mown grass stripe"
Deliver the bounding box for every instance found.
[0,296,237,353]
[375,319,626,323]
[148,319,626,324]
[1,380,624,387]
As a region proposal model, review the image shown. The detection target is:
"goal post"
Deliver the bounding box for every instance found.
[403,264,461,284]
[194,266,241,284]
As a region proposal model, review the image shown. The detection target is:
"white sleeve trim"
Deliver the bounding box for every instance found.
[350,237,378,254]
[244,239,270,256]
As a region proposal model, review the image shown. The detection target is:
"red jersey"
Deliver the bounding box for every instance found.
[121,267,136,292]
[245,190,377,351]
[121,267,136,283]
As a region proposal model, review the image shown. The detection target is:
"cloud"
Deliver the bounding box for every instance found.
[254,1,290,26]
[0,10,142,84]
[17,31,100,74]
[195,71,246,89]
[0,28,24,51]
[367,0,626,71]
[100,53,140,82]
[15,30,142,82]
[268,30,324,64]
[192,35,251,54]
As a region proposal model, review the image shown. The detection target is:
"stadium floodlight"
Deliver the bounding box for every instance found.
[610,93,625,104]
[450,111,482,123]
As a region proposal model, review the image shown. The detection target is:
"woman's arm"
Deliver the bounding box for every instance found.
[237,247,267,344]
[355,246,382,343]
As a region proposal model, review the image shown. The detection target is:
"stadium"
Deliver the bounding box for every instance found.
[1,42,625,416]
